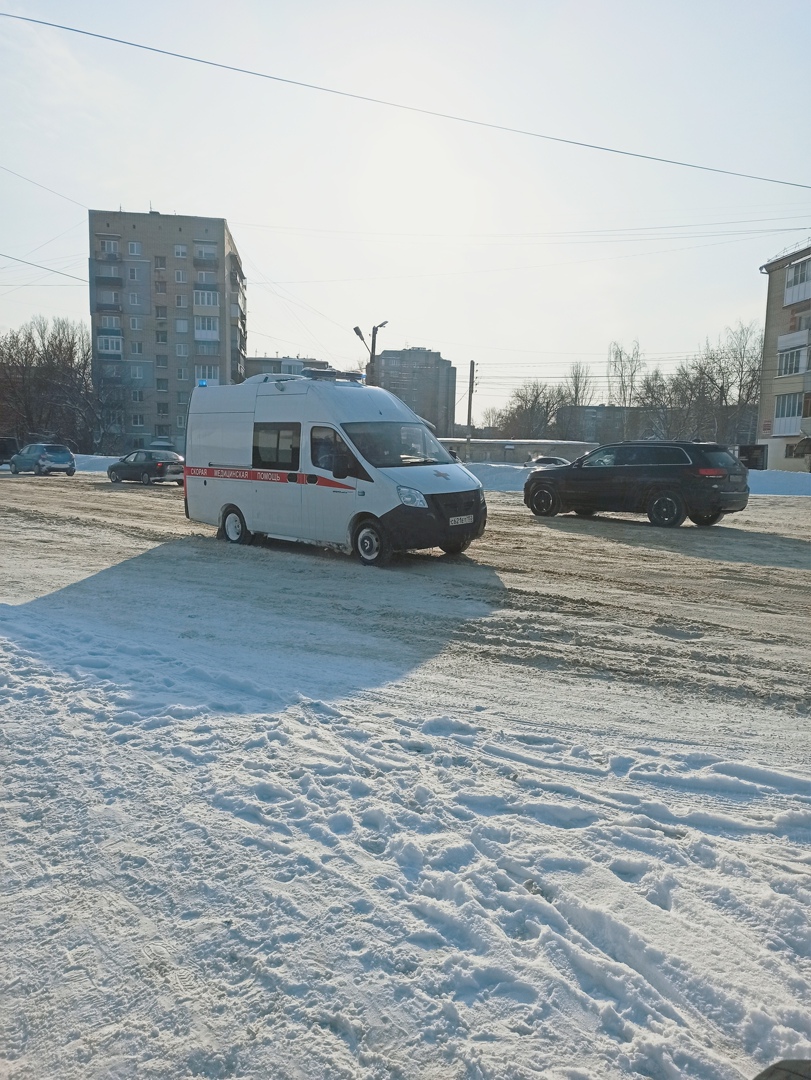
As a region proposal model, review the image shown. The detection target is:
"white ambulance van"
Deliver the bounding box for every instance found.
[184,370,486,566]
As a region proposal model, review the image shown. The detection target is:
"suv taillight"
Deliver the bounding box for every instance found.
[695,468,727,478]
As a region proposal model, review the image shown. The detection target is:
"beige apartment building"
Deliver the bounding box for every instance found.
[88,209,246,453]
[757,242,811,470]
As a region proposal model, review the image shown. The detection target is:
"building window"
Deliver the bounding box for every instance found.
[194,364,220,384]
[177,391,189,405]
[131,390,144,403]
[129,292,141,306]
[175,269,188,283]
[156,378,169,392]
[156,281,167,294]
[804,392,811,419]
[777,349,806,377]
[195,243,217,261]
[177,367,188,381]
[128,267,139,281]
[197,271,217,284]
[176,343,189,357]
[155,425,171,437]
[175,318,189,333]
[177,415,186,429]
[97,264,120,277]
[97,336,122,353]
[157,402,169,417]
[132,414,144,427]
[128,241,142,255]
[773,392,802,435]
[100,315,120,329]
[154,256,166,269]
[130,341,143,355]
[156,331,168,343]
[155,306,167,319]
[194,315,219,339]
[129,316,142,330]
[176,294,188,308]
[156,354,168,368]
[194,290,219,307]
[98,290,120,304]
[196,342,219,356]
[102,364,119,378]
[132,437,145,449]
[786,262,809,289]
[131,365,143,379]
[100,239,119,254]
[175,244,187,258]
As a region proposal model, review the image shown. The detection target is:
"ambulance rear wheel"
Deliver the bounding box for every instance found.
[353,519,392,567]
[222,506,251,545]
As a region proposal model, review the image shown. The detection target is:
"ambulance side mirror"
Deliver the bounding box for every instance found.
[333,453,350,480]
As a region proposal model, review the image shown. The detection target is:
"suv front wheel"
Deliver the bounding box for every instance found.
[528,484,560,517]
[647,490,687,528]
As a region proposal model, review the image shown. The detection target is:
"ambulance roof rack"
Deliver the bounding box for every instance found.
[301,367,364,383]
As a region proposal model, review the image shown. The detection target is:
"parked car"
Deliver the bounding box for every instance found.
[523,440,749,527]
[9,443,76,476]
[0,436,20,465]
[107,450,185,486]
[523,455,571,468]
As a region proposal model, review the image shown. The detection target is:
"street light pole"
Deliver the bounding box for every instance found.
[353,321,387,386]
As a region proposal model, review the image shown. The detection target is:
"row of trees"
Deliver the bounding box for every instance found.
[480,322,763,445]
[0,317,124,452]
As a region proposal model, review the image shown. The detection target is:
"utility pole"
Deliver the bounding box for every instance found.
[354,321,387,386]
[466,360,475,462]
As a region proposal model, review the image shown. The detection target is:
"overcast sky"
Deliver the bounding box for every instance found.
[1,0,810,421]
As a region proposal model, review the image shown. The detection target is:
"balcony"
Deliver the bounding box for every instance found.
[95,275,123,288]
[96,303,122,313]
[98,252,121,262]
[193,256,219,269]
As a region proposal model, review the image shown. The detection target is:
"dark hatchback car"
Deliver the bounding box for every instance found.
[107,450,185,486]
[523,441,749,527]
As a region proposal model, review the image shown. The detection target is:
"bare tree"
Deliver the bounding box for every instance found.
[694,321,762,444]
[497,379,561,439]
[556,361,596,439]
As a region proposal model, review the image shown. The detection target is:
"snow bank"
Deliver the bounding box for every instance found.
[465,462,811,496]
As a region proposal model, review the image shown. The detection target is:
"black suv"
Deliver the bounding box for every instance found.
[523,441,749,527]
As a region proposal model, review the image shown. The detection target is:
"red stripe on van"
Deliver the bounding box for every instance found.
[184,466,353,490]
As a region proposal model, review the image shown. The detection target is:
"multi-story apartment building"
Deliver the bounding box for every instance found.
[757,242,811,470]
[370,347,457,436]
[88,209,246,453]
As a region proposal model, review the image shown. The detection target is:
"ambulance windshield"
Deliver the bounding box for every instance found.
[342,422,455,468]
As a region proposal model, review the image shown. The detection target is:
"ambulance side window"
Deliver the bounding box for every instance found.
[253,423,301,470]
[311,426,371,482]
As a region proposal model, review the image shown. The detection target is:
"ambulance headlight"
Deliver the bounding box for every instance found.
[397,485,428,509]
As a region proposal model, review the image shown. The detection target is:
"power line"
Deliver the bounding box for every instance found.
[3,11,811,192]
[0,164,87,208]
[0,252,88,282]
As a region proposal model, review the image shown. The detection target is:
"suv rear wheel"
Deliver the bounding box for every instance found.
[647,490,687,528]
[688,511,723,527]
[528,484,560,517]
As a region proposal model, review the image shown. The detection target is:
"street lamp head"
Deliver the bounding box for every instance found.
[376,320,388,330]
[353,326,365,341]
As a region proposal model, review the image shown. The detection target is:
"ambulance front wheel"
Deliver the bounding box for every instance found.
[221,506,252,545]
[353,519,392,567]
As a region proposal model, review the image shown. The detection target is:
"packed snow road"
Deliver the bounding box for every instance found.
[1,473,810,1080]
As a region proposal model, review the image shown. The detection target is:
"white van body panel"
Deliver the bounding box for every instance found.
[184,375,486,557]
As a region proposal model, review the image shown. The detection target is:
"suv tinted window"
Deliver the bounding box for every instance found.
[582,447,619,468]
[631,445,691,466]
[702,449,739,469]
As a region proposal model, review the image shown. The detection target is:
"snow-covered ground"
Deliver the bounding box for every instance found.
[1,473,809,1080]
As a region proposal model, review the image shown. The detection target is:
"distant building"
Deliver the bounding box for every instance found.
[88,209,246,453]
[244,356,331,379]
[371,347,456,436]
[756,242,811,470]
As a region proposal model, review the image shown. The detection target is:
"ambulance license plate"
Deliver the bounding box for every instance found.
[449,514,474,526]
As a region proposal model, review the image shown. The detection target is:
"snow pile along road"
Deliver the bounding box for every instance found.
[1,474,810,1080]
